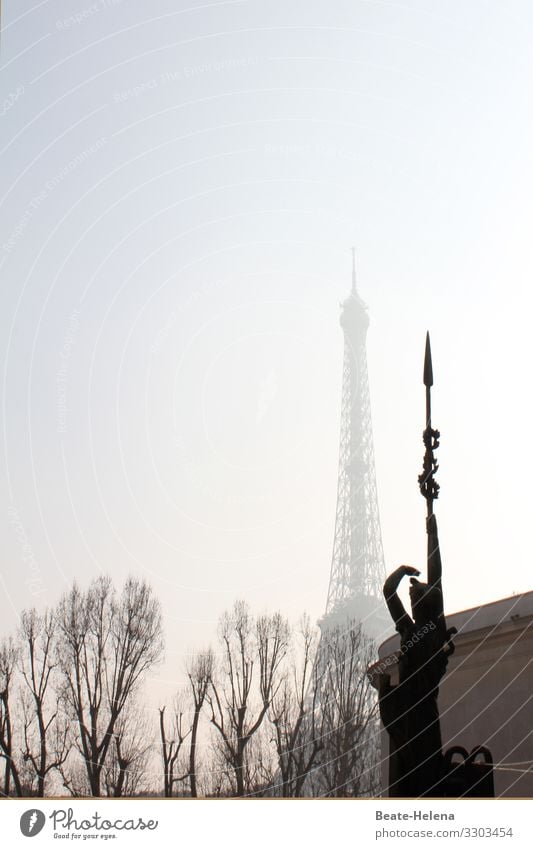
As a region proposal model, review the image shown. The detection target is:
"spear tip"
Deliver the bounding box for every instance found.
[423,331,433,386]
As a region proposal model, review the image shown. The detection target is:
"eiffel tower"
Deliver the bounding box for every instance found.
[322,251,387,639]
[269,254,387,797]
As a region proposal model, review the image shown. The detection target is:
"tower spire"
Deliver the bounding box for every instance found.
[351,246,357,293]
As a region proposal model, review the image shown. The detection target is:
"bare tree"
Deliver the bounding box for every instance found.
[159,694,190,797]
[104,704,152,797]
[0,637,22,797]
[270,614,325,797]
[314,621,380,797]
[207,601,289,797]
[18,608,69,796]
[55,575,163,797]
[58,758,91,798]
[242,725,279,796]
[186,648,213,797]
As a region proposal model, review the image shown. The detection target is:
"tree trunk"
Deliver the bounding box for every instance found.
[189,707,201,798]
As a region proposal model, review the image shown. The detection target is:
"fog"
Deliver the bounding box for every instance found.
[2,0,533,707]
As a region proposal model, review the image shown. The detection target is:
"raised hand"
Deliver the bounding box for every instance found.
[384,564,421,596]
[400,565,421,577]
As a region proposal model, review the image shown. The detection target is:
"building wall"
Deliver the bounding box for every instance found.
[439,616,533,797]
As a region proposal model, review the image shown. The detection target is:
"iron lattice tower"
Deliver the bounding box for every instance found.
[269,255,386,798]
[323,252,387,637]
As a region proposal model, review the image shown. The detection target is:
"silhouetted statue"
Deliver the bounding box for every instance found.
[379,512,456,796]
[379,333,456,797]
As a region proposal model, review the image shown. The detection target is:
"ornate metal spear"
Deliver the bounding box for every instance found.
[418,332,440,517]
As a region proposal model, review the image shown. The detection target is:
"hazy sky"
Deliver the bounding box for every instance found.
[2,0,533,704]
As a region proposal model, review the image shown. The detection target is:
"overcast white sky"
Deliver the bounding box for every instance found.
[1,0,533,704]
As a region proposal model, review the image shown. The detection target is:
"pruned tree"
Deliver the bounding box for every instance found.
[242,725,278,796]
[104,703,152,797]
[314,620,380,797]
[58,758,91,798]
[0,637,22,797]
[159,694,190,797]
[55,575,163,796]
[270,614,325,797]
[207,601,289,796]
[19,608,69,796]
[186,648,213,797]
